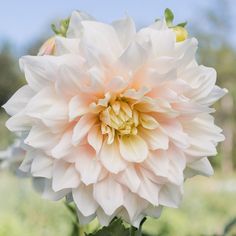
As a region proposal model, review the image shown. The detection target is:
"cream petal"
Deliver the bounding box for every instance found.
[67,11,95,38]
[137,169,161,205]
[159,184,183,208]
[119,135,148,163]
[72,185,98,216]
[31,152,53,178]
[88,125,103,153]
[116,165,141,192]
[52,161,80,192]
[54,36,79,55]
[123,192,148,221]
[81,21,122,60]
[72,114,97,145]
[139,127,169,150]
[112,16,136,49]
[51,130,73,159]
[33,178,69,201]
[93,177,124,215]
[24,124,60,150]
[100,138,126,174]
[185,157,214,178]
[3,85,34,116]
[69,95,91,120]
[75,146,102,185]
[139,113,159,130]
[6,111,32,132]
[119,42,147,71]
[143,150,169,177]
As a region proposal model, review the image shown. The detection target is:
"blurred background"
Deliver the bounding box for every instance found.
[0,0,236,235]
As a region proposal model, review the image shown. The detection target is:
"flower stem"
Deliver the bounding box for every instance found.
[79,226,85,236]
[130,226,137,236]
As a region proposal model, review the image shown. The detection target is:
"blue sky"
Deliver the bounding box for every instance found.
[0,0,235,54]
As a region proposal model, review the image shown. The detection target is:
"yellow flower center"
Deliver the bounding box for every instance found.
[99,100,139,144]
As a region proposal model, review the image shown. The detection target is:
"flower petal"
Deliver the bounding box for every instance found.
[119,135,148,163]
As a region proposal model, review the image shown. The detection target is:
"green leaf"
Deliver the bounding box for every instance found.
[177,22,187,28]
[165,8,174,26]
[87,219,129,236]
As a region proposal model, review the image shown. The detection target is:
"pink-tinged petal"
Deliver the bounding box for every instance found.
[52,161,80,192]
[69,95,91,121]
[3,85,34,116]
[119,135,148,163]
[93,177,124,215]
[143,150,169,177]
[116,165,141,192]
[139,127,169,150]
[159,184,183,208]
[72,115,97,145]
[137,168,161,205]
[119,42,147,71]
[75,145,102,185]
[31,152,53,178]
[24,124,60,150]
[100,138,126,174]
[88,125,103,153]
[123,192,148,222]
[112,16,136,49]
[160,119,189,149]
[72,185,98,216]
[51,130,73,159]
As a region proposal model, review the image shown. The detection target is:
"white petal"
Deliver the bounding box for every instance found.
[96,208,116,226]
[52,161,80,192]
[185,157,213,178]
[54,36,79,55]
[144,205,163,218]
[3,85,34,116]
[69,95,91,121]
[159,184,183,208]
[76,210,96,226]
[72,115,97,145]
[119,135,148,163]
[139,127,169,150]
[51,130,73,159]
[73,185,98,216]
[31,152,53,178]
[67,11,94,38]
[143,150,169,177]
[137,169,161,205]
[24,124,60,150]
[100,138,126,174]
[93,177,124,215]
[119,42,147,71]
[116,165,141,192]
[88,125,103,153]
[112,16,136,49]
[75,146,102,185]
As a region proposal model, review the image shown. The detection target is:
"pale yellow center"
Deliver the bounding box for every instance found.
[99,100,139,144]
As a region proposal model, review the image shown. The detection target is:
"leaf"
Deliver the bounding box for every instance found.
[177,22,187,28]
[165,8,174,26]
[87,218,129,236]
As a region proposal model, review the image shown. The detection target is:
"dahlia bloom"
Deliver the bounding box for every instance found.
[3,11,227,226]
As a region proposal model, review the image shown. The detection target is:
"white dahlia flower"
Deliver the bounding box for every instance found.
[3,11,227,227]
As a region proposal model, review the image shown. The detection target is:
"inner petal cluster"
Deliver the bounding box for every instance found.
[99,98,139,144]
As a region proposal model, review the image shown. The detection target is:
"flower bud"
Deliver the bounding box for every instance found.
[38,36,55,56]
[172,26,188,42]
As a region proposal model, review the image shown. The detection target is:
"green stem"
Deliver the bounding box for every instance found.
[79,226,85,236]
[130,226,137,236]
